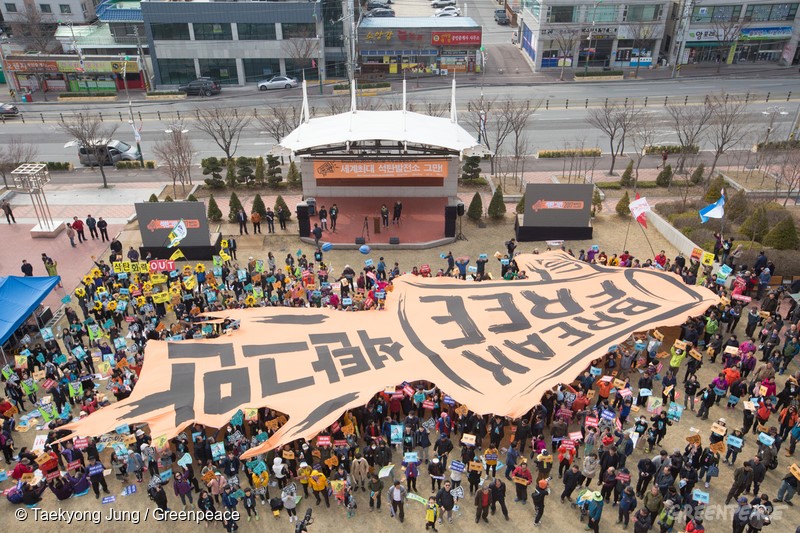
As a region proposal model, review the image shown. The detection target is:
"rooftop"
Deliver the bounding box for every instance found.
[359,16,481,29]
[96,0,143,22]
[55,22,141,50]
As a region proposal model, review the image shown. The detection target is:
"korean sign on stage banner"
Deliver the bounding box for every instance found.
[63,252,716,459]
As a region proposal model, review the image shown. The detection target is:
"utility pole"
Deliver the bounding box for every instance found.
[65,22,91,95]
[133,25,151,92]
[120,58,144,164]
[583,0,602,76]
[670,0,693,78]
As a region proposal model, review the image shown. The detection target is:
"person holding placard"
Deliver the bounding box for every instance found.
[511,461,532,504]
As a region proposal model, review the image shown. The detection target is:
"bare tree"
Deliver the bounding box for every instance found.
[426,102,449,117]
[194,108,251,160]
[772,146,800,206]
[586,103,640,175]
[505,100,540,183]
[628,23,658,79]
[705,94,749,183]
[666,103,713,174]
[0,139,39,188]
[550,28,579,81]
[154,121,194,198]
[464,98,515,174]
[58,112,118,188]
[257,104,301,144]
[629,111,658,188]
[327,96,350,115]
[282,26,320,79]
[8,5,58,52]
[710,19,745,73]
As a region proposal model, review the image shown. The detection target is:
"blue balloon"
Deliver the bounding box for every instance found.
[359,245,370,255]
[321,242,333,252]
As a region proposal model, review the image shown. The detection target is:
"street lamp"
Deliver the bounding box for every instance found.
[584,0,603,76]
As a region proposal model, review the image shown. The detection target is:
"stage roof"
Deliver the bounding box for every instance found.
[0,276,60,345]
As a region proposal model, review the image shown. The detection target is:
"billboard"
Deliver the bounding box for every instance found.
[522,184,593,228]
[313,159,448,187]
[135,202,211,248]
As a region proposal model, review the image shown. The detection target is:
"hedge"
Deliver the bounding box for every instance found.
[43,162,71,171]
[574,70,624,77]
[644,145,699,155]
[460,177,489,186]
[538,148,601,158]
[115,160,156,169]
[757,139,800,152]
[59,91,117,98]
[596,180,660,190]
[333,82,391,90]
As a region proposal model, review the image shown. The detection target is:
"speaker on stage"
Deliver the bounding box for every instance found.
[457,201,465,217]
[355,237,366,245]
[296,203,310,238]
[389,237,400,245]
[444,205,457,238]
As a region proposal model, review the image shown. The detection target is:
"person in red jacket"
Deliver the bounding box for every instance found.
[511,461,532,504]
[11,458,33,480]
[685,517,705,532]
[71,216,86,243]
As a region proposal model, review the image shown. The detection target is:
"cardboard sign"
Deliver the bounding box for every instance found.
[568,431,583,442]
[710,423,727,436]
[759,385,768,397]
[20,473,36,483]
[68,460,81,471]
[686,434,702,446]
[512,476,530,485]
[468,461,483,472]
[725,345,739,355]
[673,340,687,351]
[652,330,664,341]
[689,349,702,361]
[613,378,627,390]
[455,405,469,417]
[790,463,800,481]
[282,450,295,460]
[461,433,477,446]
[709,441,726,454]
[585,416,599,428]
[35,453,52,466]
[74,437,89,450]
[759,310,772,319]
[758,433,775,446]
[742,401,756,412]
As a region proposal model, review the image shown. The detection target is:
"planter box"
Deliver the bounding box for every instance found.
[57,96,117,102]
[146,93,187,100]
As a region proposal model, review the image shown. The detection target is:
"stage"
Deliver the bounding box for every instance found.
[299,197,454,249]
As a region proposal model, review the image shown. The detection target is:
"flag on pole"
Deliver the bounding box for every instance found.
[629,193,650,229]
[169,248,186,261]
[698,189,725,223]
[167,219,187,248]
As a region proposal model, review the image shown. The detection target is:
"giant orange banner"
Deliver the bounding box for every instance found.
[314,159,448,180]
[63,252,716,458]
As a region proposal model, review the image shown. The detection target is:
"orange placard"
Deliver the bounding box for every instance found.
[313,159,448,180]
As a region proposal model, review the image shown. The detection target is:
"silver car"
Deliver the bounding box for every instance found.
[76,139,139,166]
[258,75,299,91]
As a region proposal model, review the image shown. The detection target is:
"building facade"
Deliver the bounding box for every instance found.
[357,18,482,76]
[517,0,669,70]
[4,53,143,93]
[671,0,800,65]
[0,0,96,25]
[142,0,325,88]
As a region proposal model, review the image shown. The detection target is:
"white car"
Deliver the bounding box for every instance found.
[435,6,461,15]
[430,0,455,7]
[258,75,298,91]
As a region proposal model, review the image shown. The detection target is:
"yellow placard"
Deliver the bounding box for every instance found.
[220,251,231,262]
[701,252,715,266]
[689,349,703,361]
[709,441,726,454]
[221,239,228,249]
[282,450,295,460]
[710,423,728,436]
[468,461,483,472]
[686,434,702,445]
[150,274,168,284]
[652,330,664,341]
[152,292,170,304]
[790,463,800,481]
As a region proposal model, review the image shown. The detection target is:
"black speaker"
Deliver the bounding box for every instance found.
[296,204,310,238]
[355,237,366,245]
[444,206,457,238]
[457,202,465,217]
[389,237,400,245]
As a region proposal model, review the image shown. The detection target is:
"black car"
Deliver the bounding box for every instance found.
[178,78,221,96]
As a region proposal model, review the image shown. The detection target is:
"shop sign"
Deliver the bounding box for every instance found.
[431,31,481,46]
[740,26,792,40]
[314,159,449,180]
[5,59,59,72]
[582,26,617,35]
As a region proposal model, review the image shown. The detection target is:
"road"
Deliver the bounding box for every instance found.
[3,78,799,167]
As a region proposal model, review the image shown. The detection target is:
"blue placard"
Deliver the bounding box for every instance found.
[728,395,740,405]
[89,464,104,476]
[468,266,477,273]
[159,470,173,482]
[102,495,116,504]
[169,270,178,278]
[485,453,498,461]
[450,460,465,473]
[364,258,374,267]
[121,484,137,496]
[238,270,247,282]
[727,435,743,448]
[115,424,130,435]
[205,291,217,303]
[119,288,130,296]
[375,291,386,299]
[479,254,488,260]
[72,346,87,360]
[440,253,447,259]
[312,290,322,298]
[343,298,353,306]
[601,409,616,420]
[692,489,709,504]
[634,342,646,351]
[500,259,509,265]
[230,409,244,427]
[117,272,128,280]
[403,452,419,463]
[589,366,602,376]
[61,295,72,304]
[443,396,455,405]
[758,433,775,446]
[390,424,404,444]
[639,388,652,397]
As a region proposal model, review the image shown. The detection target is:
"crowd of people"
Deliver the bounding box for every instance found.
[1,236,799,533]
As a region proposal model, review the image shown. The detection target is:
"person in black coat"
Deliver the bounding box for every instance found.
[636,457,657,497]
[490,478,509,520]
[561,463,585,502]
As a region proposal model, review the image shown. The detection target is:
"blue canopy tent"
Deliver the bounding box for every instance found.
[0,276,61,364]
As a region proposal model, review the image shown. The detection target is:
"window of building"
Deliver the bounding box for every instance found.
[237,23,277,40]
[243,58,281,81]
[59,3,70,13]
[199,58,238,84]
[524,0,541,19]
[586,4,618,22]
[547,5,577,22]
[150,22,190,40]
[157,59,196,85]
[744,2,798,21]
[40,3,51,12]
[282,22,316,38]
[193,23,232,41]
[691,5,741,22]
[5,2,16,11]
[285,58,318,79]
[624,4,662,21]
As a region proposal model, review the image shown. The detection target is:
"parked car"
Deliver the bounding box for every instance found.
[178,77,221,96]
[495,9,509,24]
[0,103,19,116]
[430,0,456,7]
[434,11,459,16]
[436,6,461,15]
[258,75,298,91]
[366,0,390,10]
[75,140,139,166]
[365,7,395,16]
